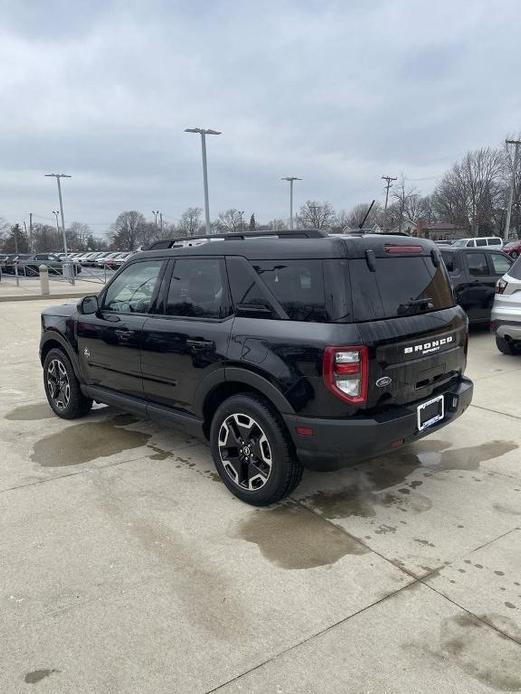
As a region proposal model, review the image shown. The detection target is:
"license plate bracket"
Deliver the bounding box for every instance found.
[417,394,445,432]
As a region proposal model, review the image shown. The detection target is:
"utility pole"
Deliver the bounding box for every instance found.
[29,212,33,252]
[185,127,221,235]
[159,212,163,235]
[381,175,397,230]
[152,210,159,228]
[504,139,521,241]
[281,177,302,230]
[45,173,73,283]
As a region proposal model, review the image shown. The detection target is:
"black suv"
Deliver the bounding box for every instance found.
[440,246,513,324]
[40,231,473,505]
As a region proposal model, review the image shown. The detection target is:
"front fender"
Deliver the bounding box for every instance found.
[40,329,82,381]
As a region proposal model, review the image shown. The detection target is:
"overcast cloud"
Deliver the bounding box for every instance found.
[1,0,520,234]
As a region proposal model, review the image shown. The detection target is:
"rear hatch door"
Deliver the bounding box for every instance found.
[339,238,467,407]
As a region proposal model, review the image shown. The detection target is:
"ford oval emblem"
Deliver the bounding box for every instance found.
[376,376,392,388]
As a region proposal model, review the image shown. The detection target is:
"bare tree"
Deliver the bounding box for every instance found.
[66,222,92,251]
[177,207,203,237]
[215,209,244,233]
[111,211,149,250]
[297,200,335,230]
[432,148,504,235]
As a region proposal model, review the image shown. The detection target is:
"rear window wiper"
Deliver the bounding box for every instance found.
[397,297,434,316]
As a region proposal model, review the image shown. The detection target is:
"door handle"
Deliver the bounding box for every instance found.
[186,338,213,349]
[114,328,135,338]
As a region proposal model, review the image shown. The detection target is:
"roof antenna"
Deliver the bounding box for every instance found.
[359,200,375,230]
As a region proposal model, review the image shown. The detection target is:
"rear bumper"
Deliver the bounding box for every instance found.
[491,305,521,340]
[284,377,473,471]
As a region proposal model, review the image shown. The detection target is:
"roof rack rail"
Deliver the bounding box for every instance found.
[146,229,327,250]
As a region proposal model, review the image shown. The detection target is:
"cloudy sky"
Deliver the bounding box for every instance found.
[1,0,520,235]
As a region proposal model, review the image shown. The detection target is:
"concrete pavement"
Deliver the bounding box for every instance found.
[0,299,520,693]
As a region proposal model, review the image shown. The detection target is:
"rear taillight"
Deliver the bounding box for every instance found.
[323,346,368,404]
[496,279,508,294]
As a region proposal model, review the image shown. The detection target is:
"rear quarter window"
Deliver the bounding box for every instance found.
[252,260,328,322]
[508,256,521,280]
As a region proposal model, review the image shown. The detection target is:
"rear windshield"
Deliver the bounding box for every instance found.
[346,256,455,322]
[509,256,521,280]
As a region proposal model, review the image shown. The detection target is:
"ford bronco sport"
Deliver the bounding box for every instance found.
[40,230,473,505]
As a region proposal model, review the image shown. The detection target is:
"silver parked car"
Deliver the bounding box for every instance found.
[491,256,521,354]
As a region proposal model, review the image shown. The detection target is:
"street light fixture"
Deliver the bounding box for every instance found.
[152,210,160,227]
[281,177,302,230]
[185,127,221,235]
[52,210,60,235]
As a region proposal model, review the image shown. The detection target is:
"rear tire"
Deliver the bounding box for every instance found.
[43,348,92,419]
[511,251,519,260]
[210,394,303,506]
[496,335,516,355]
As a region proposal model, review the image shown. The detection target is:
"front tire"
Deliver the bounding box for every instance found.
[496,335,517,355]
[43,348,92,419]
[210,394,303,506]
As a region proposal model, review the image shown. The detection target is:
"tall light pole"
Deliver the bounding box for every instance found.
[45,173,71,255]
[504,139,521,241]
[152,210,159,228]
[52,210,60,235]
[185,127,221,235]
[381,175,397,230]
[281,176,301,230]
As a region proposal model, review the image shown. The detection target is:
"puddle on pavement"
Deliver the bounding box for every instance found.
[232,503,369,570]
[31,414,150,467]
[438,613,521,691]
[5,402,54,421]
[24,669,60,684]
[303,439,519,521]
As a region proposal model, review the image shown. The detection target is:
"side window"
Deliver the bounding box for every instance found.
[465,253,489,277]
[103,260,163,314]
[165,258,231,319]
[466,240,474,247]
[476,238,487,247]
[489,253,512,276]
[253,260,328,322]
[441,252,457,273]
[489,238,502,246]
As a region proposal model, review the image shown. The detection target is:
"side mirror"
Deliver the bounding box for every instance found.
[79,295,99,315]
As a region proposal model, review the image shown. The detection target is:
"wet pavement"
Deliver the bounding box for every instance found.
[0,300,520,693]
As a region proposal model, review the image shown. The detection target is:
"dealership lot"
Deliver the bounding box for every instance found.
[1,298,520,693]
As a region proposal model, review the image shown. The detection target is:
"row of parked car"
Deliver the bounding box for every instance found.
[436,235,521,259]
[72,251,135,268]
[0,250,134,276]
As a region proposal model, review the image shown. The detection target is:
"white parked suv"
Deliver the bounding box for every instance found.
[491,256,521,354]
[452,236,503,249]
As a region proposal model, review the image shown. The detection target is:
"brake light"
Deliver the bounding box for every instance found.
[323,346,368,404]
[384,245,423,255]
[496,279,508,294]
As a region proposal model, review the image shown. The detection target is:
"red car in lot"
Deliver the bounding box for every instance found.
[503,240,521,260]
